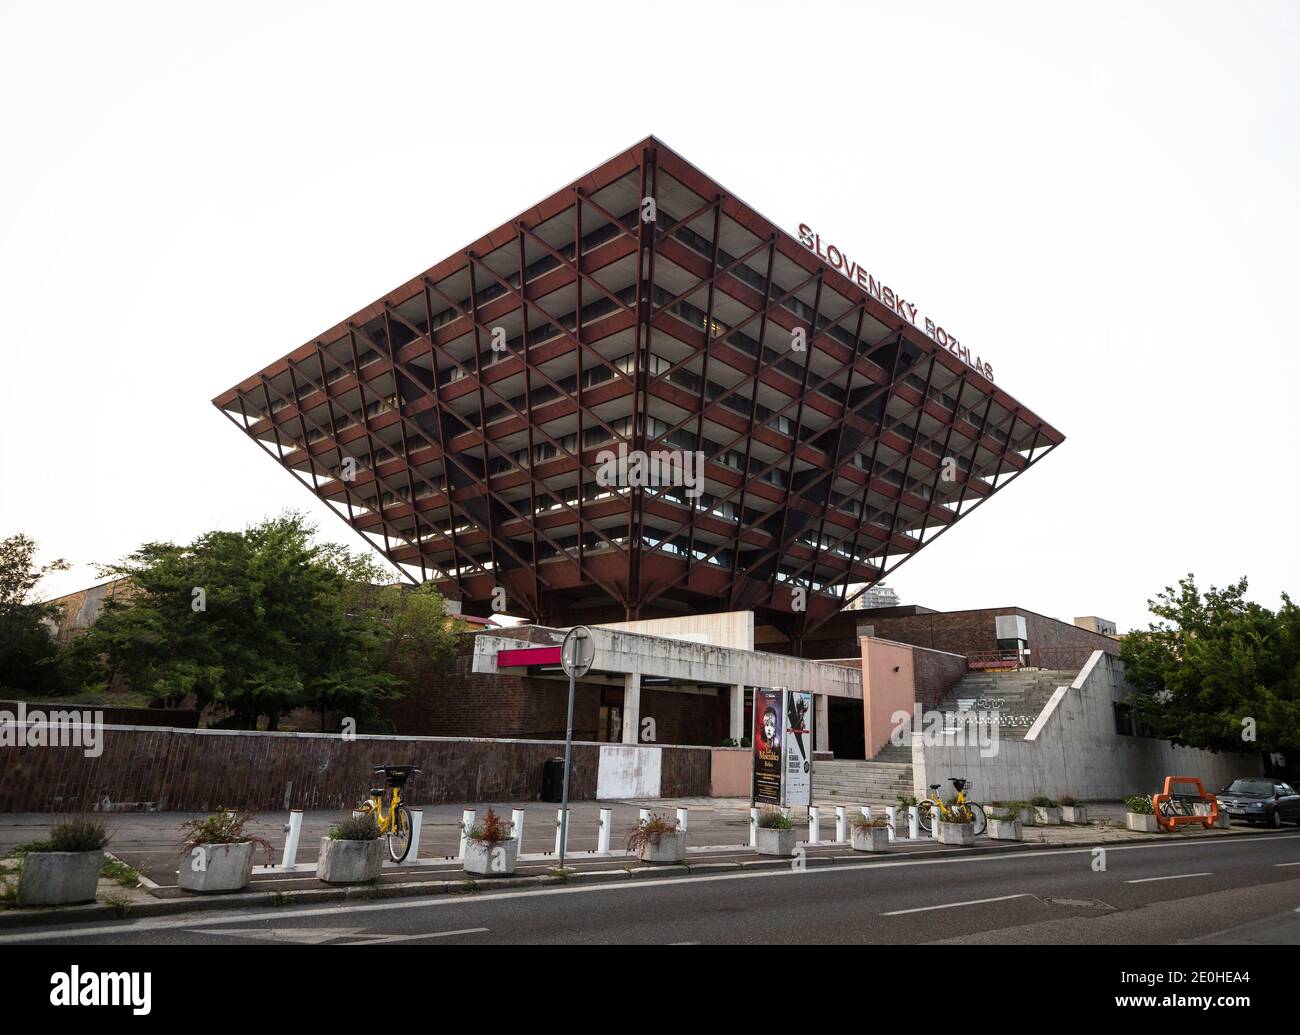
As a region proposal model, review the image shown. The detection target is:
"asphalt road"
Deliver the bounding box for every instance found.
[5,831,1299,945]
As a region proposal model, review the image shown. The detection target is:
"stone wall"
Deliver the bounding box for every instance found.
[0,724,717,813]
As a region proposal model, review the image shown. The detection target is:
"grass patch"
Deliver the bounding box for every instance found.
[101,855,140,888]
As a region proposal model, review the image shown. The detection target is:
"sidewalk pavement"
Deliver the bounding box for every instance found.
[0,798,1271,930]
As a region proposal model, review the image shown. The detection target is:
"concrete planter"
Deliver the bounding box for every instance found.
[1061,805,1088,824]
[178,841,255,893]
[18,850,103,906]
[318,837,384,884]
[638,830,686,864]
[937,821,975,846]
[1034,806,1064,825]
[463,838,519,876]
[1013,807,1036,826]
[987,818,1023,841]
[756,826,797,857]
[1125,812,1161,833]
[1211,810,1231,829]
[851,826,890,852]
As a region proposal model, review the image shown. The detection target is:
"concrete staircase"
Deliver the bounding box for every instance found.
[935,668,1079,737]
[812,758,915,808]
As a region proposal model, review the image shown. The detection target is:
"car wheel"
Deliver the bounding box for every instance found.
[1269,809,1281,829]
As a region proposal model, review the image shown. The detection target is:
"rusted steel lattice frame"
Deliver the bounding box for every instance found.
[246,357,473,585]
[627,147,658,612]
[629,269,873,574]
[223,384,426,586]
[636,326,957,610]
[302,336,490,589]
[367,269,645,612]
[778,365,1019,598]
[819,421,1055,633]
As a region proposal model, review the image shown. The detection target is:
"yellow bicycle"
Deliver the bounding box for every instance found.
[917,777,987,835]
[356,765,420,862]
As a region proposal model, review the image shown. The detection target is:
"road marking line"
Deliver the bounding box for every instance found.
[1274,861,1300,867]
[3,834,1297,943]
[1123,872,1213,884]
[882,893,1029,916]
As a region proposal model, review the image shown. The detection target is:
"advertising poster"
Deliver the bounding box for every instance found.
[783,689,812,807]
[751,687,784,805]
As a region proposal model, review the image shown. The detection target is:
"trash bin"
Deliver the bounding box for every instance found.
[541,757,566,802]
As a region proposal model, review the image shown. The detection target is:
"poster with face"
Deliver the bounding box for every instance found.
[751,687,784,805]
[783,689,812,807]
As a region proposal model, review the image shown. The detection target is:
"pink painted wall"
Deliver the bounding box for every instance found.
[861,637,917,759]
[710,748,751,797]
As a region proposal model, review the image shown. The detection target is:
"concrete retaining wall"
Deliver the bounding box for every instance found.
[912,651,1264,800]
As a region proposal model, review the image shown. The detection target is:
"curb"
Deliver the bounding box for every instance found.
[0,826,1270,931]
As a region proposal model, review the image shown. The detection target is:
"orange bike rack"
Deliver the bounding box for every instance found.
[1151,776,1219,831]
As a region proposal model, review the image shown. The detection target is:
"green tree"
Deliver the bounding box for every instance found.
[67,512,459,729]
[0,533,69,694]
[1121,575,1300,758]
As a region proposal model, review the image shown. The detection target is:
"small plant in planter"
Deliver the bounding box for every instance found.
[177,808,271,894]
[1003,800,1035,825]
[936,810,975,846]
[1058,794,1089,824]
[318,813,385,884]
[850,813,890,853]
[986,809,1023,841]
[464,808,519,876]
[755,808,797,857]
[626,812,685,864]
[1124,794,1161,832]
[1030,795,1063,825]
[898,794,918,810]
[17,818,109,906]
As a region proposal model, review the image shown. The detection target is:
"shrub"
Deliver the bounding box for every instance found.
[757,808,794,830]
[178,808,272,857]
[1030,795,1057,808]
[44,819,109,853]
[1125,794,1155,815]
[938,813,973,827]
[987,810,1018,823]
[1058,794,1080,806]
[898,794,918,809]
[851,813,889,830]
[467,807,514,845]
[626,813,678,853]
[329,813,380,841]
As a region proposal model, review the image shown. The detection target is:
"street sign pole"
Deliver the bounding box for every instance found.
[558,652,576,871]
[558,626,593,872]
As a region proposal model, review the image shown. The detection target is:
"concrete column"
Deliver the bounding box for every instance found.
[729,684,745,742]
[621,672,641,745]
[814,693,830,753]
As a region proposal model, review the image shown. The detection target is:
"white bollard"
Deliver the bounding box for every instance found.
[404,810,423,865]
[931,807,940,840]
[908,805,919,840]
[808,806,820,845]
[555,808,569,855]
[511,809,525,853]
[676,807,689,836]
[597,807,612,854]
[886,806,897,842]
[459,809,476,860]
[639,808,650,824]
[835,806,846,843]
[280,809,303,870]
[862,805,872,824]
[749,807,758,847]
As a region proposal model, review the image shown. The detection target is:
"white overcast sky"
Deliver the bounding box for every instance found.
[2,1,1296,633]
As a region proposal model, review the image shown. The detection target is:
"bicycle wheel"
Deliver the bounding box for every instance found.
[387,804,413,863]
[917,799,937,834]
[966,802,987,836]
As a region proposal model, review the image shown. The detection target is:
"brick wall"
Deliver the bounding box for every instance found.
[866,607,1118,667]
[0,725,716,813]
[909,646,968,710]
